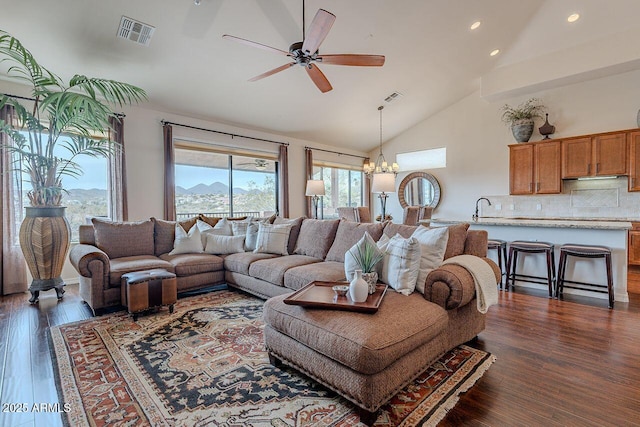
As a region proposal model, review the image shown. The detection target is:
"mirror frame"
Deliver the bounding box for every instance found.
[397,172,441,209]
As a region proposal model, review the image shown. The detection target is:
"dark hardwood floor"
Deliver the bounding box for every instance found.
[0,283,639,427]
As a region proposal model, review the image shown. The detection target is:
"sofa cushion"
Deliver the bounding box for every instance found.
[151,217,199,256]
[383,223,419,239]
[284,261,348,291]
[273,216,304,255]
[263,291,448,375]
[249,255,321,286]
[92,218,155,259]
[204,234,245,255]
[443,223,470,259]
[293,219,340,259]
[379,234,421,295]
[159,253,224,276]
[410,226,450,294]
[223,252,279,275]
[169,223,204,255]
[326,220,385,263]
[254,223,293,255]
[109,256,174,287]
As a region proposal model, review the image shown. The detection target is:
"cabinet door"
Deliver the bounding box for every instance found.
[562,137,592,178]
[629,131,640,191]
[509,144,534,195]
[629,226,640,265]
[594,132,627,175]
[535,140,561,194]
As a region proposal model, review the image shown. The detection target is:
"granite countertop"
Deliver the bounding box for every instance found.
[431,217,633,230]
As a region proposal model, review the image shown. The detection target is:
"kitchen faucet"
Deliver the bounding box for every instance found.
[473,197,491,221]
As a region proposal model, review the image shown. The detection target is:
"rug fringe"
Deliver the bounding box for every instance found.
[421,354,496,427]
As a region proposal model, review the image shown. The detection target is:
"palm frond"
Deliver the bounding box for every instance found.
[0,29,146,207]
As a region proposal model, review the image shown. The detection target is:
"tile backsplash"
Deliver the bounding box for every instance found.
[482,177,640,219]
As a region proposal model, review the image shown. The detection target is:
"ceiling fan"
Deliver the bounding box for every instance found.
[222,4,385,93]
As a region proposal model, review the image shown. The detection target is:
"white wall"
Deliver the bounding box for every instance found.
[374,68,640,222]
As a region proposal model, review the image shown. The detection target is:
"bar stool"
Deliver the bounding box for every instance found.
[506,241,555,297]
[556,244,614,309]
[487,239,507,289]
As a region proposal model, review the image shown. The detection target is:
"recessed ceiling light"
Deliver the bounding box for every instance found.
[490,49,500,57]
[470,21,481,30]
[567,13,580,23]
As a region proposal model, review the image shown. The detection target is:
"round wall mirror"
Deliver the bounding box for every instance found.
[397,172,441,209]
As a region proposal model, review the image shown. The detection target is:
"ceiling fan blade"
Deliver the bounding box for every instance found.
[222,34,290,56]
[318,54,386,67]
[305,64,333,93]
[249,63,294,82]
[301,9,336,55]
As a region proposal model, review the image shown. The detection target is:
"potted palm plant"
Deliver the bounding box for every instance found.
[0,30,147,303]
[501,98,546,142]
[349,241,384,294]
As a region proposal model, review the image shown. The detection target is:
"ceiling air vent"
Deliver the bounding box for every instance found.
[117,16,155,46]
[384,91,403,103]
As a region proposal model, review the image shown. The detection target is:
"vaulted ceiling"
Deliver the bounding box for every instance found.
[2,0,639,151]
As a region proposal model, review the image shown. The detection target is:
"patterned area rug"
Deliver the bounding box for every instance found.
[50,290,494,426]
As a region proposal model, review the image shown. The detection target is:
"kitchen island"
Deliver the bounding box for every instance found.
[431,217,632,303]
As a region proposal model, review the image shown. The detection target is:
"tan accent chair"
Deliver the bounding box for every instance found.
[403,206,433,225]
[336,206,372,223]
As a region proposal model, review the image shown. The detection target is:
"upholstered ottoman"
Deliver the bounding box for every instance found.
[121,269,177,320]
[263,291,483,425]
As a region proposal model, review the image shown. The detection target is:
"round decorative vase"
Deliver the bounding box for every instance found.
[511,119,535,143]
[361,271,378,294]
[19,206,70,303]
[349,270,369,303]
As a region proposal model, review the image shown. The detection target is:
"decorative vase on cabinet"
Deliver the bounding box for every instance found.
[511,119,535,143]
[349,270,369,303]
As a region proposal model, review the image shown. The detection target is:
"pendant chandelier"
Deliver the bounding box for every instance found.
[363,105,399,178]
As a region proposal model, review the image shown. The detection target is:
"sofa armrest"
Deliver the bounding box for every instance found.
[423,257,500,310]
[69,244,110,278]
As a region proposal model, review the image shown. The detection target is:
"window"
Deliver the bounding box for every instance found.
[174,145,278,220]
[313,165,363,218]
[15,133,109,242]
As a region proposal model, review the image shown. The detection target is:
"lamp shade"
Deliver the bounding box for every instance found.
[371,172,396,193]
[305,179,325,196]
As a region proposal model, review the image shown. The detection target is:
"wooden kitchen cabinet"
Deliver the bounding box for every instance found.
[509,140,561,195]
[628,223,640,265]
[562,132,627,178]
[628,131,640,191]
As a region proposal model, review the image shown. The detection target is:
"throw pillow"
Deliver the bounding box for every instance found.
[443,223,470,259]
[410,226,450,294]
[273,216,304,254]
[244,222,260,251]
[204,233,246,255]
[344,231,384,282]
[379,233,421,295]
[325,220,385,262]
[293,218,340,259]
[169,223,204,255]
[92,218,154,259]
[231,220,249,237]
[254,223,293,256]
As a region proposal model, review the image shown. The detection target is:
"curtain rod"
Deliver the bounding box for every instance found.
[305,146,367,160]
[162,120,289,146]
[1,92,126,117]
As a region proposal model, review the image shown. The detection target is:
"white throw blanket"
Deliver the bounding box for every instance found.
[442,255,498,314]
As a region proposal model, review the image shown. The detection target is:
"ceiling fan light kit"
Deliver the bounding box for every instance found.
[223,6,385,93]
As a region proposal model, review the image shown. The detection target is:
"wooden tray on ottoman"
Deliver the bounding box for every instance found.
[284,281,387,313]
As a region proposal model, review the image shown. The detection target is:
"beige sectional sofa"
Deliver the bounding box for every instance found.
[70,216,495,318]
